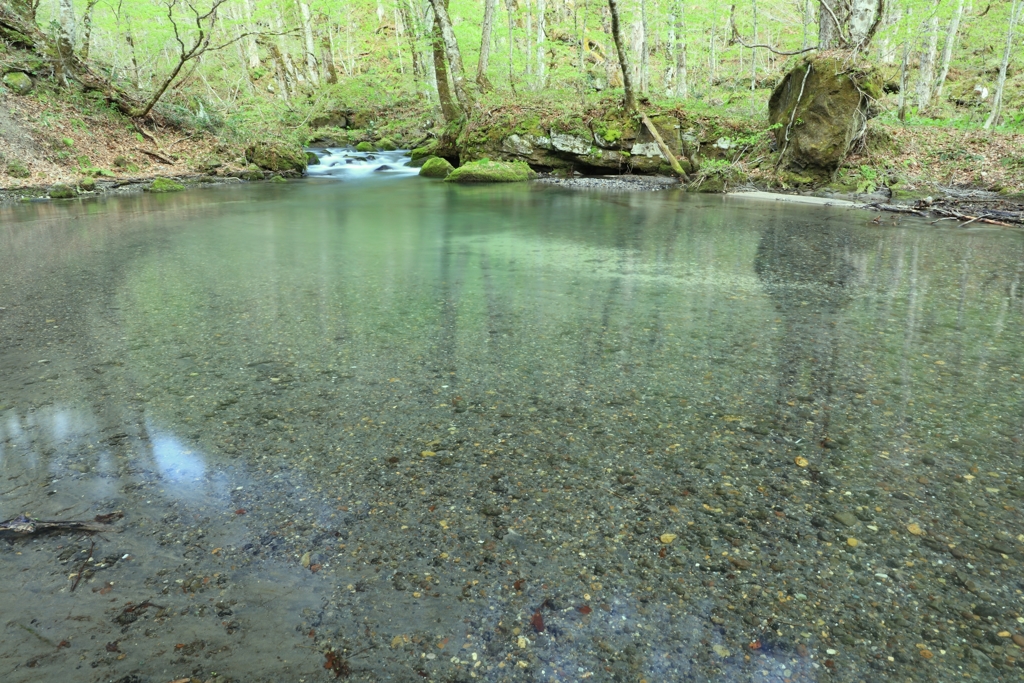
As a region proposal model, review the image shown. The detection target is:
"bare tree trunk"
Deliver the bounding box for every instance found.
[298,0,320,86]
[430,6,459,121]
[673,1,686,98]
[639,0,649,94]
[897,28,909,121]
[985,0,1023,129]
[916,16,938,112]
[933,0,963,101]
[398,0,423,80]
[818,0,842,48]
[271,6,300,92]
[428,0,472,115]
[80,0,100,61]
[525,0,534,76]
[241,0,260,69]
[477,0,497,89]
[59,0,76,45]
[321,34,339,84]
[505,0,516,89]
[750,0,758,90]
[607,0,636,111]
[536,0,546,88]
[801,0,812,49]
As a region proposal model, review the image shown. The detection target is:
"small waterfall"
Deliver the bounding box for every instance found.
[305,147,420,180]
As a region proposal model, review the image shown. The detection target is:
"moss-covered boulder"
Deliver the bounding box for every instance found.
[419,156,455,178]
[445,159,536,183]
[410,141,439,161]
[2,71,33,95]
[239,166,265,181]
[269,175,288,183]
[768,55,881,180]
[306,151,320,166]
[355,141,374,153]
[375,138,397,151]
[49,184,76,199]
[146,177,185,193]
[245,141,307,174]
[78,177,96,192]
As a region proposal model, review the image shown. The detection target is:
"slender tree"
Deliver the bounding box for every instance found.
[985,0,1023,128]
[477,0,497,89]
[428,0,472,116]
[933,0,964,101]
[607,0,636,111]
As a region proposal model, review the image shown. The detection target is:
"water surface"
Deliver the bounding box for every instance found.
[1,178,1022,682]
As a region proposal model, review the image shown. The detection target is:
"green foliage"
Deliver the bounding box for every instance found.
[6,159,31,178]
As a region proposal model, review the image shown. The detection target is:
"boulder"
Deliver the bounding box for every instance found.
[355,141,374,153]
[769,55,881,180]
[306,151,320,166]
[2,71,32,95]
[48,183,75,199]
[78,177,96,191]
[419,156,454,178]
[245,141,307,174]
[445,159,535,183]
[410,141,438,161]
[309,111,349,128]
[146,178,185,193]
[375,138,397,151]
[5,159,30,178]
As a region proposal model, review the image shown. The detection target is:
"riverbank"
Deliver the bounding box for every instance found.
[4,85,1024,226]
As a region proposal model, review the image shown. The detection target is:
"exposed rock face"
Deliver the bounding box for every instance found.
[459,112,706,175]
[768,56,881,180]
[2,71,32,95]
[245,141,307,175]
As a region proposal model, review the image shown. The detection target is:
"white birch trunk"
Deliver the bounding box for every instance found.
[933,0,964,101]
[298,1,320,87]
[985,0,1023,128]
[536,0,546,89]
[916,16,938,111]
[673,1,686,98]
[242,0,261,69]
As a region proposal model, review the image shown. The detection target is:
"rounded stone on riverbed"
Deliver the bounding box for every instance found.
[419,157,454,179]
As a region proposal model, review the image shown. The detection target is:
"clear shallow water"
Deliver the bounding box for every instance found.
[1,179,1023,683]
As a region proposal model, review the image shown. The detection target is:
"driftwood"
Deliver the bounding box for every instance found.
[640,113,688,179]
[137,148,176,165]
[0,512,122,537]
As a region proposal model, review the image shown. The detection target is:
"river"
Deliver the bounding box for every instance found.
[1,173,1022,682]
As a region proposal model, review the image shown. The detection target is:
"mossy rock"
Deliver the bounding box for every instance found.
[410,141,439,162]
[2,71,32,95]
[693,176,727,193]
[445,159,536,184]
[419,156,455,178]
[269,175,288,183]
[245,141,307,173]
[768,55,881,179]
[355,141,375,153]
[48,183,76,199]
[375,138,397,151]
[239,167,264,181]
[6,159,30,178]
[306,151,320,166]
[78,177,96,192]
[147,177,185,193]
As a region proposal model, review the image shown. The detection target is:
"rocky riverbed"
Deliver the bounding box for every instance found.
[1,178,1022,683]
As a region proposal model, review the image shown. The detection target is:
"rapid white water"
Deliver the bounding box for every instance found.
[305,147,420,180]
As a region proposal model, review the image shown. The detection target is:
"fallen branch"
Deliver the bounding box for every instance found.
[639,113,688,179]
[736,39,818,56]
[137,148,176,165]
[0,513,117,536]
